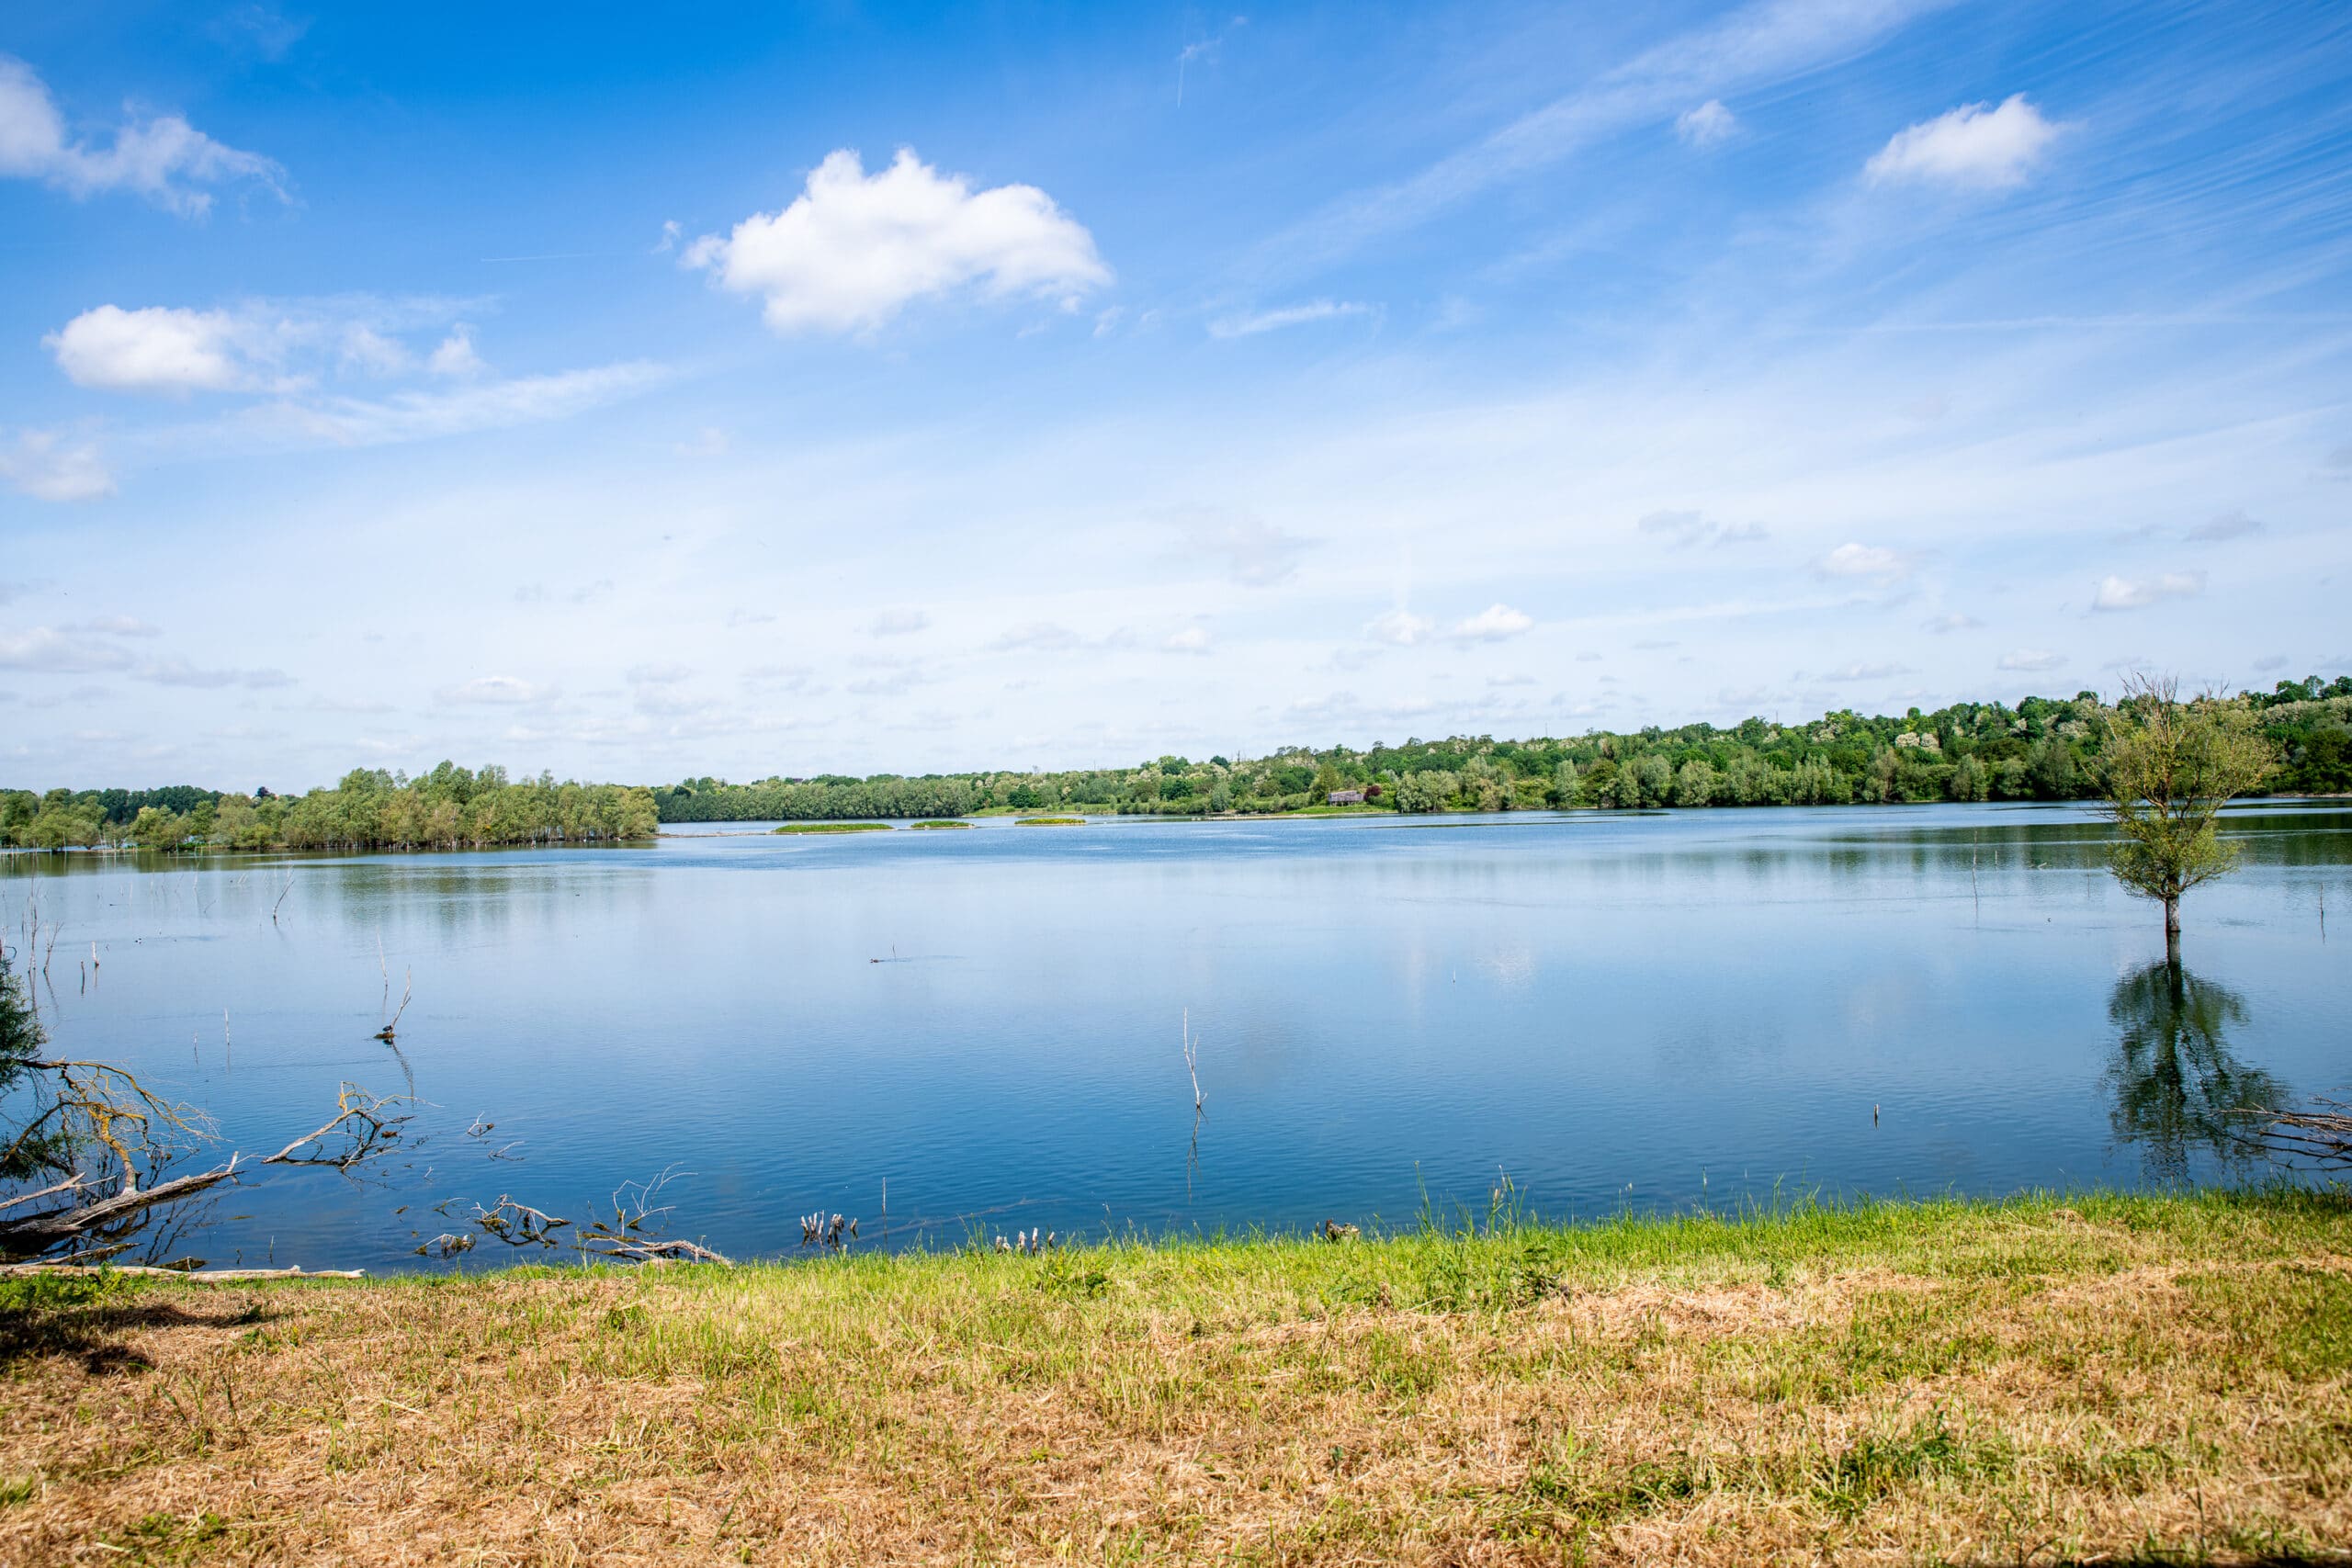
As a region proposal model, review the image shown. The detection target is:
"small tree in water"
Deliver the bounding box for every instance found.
[2103,672,2274,960]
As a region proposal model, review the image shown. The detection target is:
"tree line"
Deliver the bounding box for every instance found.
[5,678,2346,848]
[653,679,2352,822]
[0,762,658,852]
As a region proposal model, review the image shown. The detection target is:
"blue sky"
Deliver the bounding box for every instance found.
[2,1,2347,789]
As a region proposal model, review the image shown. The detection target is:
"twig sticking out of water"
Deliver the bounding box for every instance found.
[272,874,292,926]
[1182,1009,1204,1114]
[799,1213,859,1249]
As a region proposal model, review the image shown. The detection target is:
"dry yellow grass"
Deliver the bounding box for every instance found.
[3,1190,2348,1565]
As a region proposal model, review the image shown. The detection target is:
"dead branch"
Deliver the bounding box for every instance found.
[263,1084,412,1169]
[472,1196,571,1247]
[2241,1096,2352,1169]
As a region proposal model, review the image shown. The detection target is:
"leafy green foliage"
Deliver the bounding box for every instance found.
[0,763,659,853]
[640,681,2350,823]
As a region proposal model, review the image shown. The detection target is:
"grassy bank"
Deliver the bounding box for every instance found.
[3,1190,2347,1564]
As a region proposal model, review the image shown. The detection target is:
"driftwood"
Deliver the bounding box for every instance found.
[0,1262,364,1280]
[0,1082,412,1262]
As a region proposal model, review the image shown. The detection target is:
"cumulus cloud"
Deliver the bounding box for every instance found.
[47,305,250,394]
[2092,571,2202,611]
[1922,612,1982,633]
[1675,99,1736,148]
[1364,607,1436,646]
[867,608,931,637]
[1449,604,1533,643]
[0,53,287,216]
[1164,626,1213,655]
[1998,649,2066,672]
[683,148,1110,333]
[48,298,506,398]
[625,662,693,685]
[436,675,546,705]
[1821,661,1911,682]
[1162,508,1311,586]
[80,615,159,637]
[1208,299,1374,339]
[1815,542,1913,581]
[1864,94,2065,191]
[0,429,113,501]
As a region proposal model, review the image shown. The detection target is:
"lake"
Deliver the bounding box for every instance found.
[4,801,2346,1271]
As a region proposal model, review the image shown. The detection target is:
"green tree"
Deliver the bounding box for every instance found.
[2103,673,2274,959]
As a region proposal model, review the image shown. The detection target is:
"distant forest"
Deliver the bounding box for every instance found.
[650,680,2352,822]
[5,679,2347,851]
[0,764,657,852]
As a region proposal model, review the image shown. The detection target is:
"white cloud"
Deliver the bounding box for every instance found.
[133,660,294,690]
[867,608,931,637]
[1449,604,1533,642]
[625,662,693,685]
[1164,625,1212,654]
[0,626,135,673]
[337,324,411,376]
[427,325,485,378]
[80,615,160,637]
[1208,299,1374,339]
[2092,571,2202,611]
[1997,649,2066,672]
[1815,542,1913,581]
[1922,612,1982,633]
[48,305,248,394]
[1822,661,1911,681]
[677,427,730,457]
[1364,607,1436,646]
[1864,94,2064,191]
[1162,508,1310,587]
[988,622,1085,653]
[684,148,1110,334]
[0,429,113,501]
[247,362,669,448]
[436,675,546,705]
[1638,509,1767,548]
[1675,99,1736,148]
[0,53,287,216]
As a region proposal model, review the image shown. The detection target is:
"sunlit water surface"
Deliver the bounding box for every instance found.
[4,802,2346,1271]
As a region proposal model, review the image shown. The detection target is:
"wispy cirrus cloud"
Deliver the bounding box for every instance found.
[0,429,112,501]
[0,53,287,217]
[1208,299,1374,339]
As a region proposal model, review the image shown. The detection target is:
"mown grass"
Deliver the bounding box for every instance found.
[2,1190,2347,1564]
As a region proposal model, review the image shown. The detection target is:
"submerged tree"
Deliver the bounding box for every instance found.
[0,953,412,1266]
[2102,672,2274,958]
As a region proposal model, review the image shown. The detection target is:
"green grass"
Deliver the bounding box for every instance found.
[1012,816,1086,825]
[907,819,974,829]
[5,1190,2347,1564]
[768,821,892,834]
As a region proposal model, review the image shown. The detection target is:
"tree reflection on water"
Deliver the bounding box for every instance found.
[2106,961,2288,1182]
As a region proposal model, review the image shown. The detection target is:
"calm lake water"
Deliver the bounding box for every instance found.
[4,802,2346,1271]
